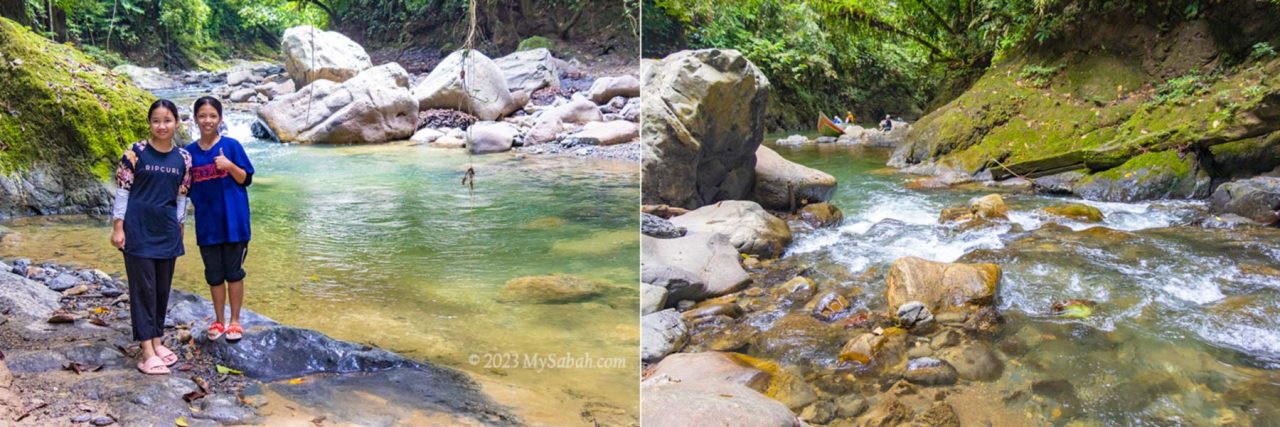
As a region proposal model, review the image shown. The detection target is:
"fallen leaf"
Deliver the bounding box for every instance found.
[89,318,108,327]
[192,376,210,393]
[288,378,305,385]
[175,416,189,426]
[216,365,243,375]
[91,307,110,315]
[182,390,206,403]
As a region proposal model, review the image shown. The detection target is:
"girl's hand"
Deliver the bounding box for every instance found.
[214,148,234,171]
[111,228,126,249]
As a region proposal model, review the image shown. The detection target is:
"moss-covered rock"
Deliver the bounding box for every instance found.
[0,17,154,217]
[516,36,555,53]
[1072,150,1212,202]
[1042,203,1104,222]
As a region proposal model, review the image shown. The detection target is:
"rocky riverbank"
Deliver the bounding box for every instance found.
[640,47,1280,426]
[114,26,641,163]
[0,256,517,425]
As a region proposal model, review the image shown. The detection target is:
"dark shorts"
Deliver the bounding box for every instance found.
[199,241,248,286]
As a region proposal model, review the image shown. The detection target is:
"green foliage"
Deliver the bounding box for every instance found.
[1019,63,1061,88]
[517,35,555,52]
[1243,84,1265,98]
[1249,42,1276,61]
[1153,73,1208,105]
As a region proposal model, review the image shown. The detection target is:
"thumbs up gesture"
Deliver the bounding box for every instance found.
[214,148,234,171]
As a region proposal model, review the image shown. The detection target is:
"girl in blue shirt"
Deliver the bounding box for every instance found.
[112,99,192,375]
[185,96,255,343]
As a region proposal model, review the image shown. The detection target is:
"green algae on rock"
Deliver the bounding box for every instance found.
[0,17,154,217]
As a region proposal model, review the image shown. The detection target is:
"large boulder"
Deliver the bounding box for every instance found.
[413,49,523,121]
[641,232,751,304]
[258,63,418,144]
[641,378,799,427]
[753,145,837,210]
[569,120,639,146]
[668,201,792,258]
[493,48,565,93]
[111,64,180,90]
[1209,176,1280,225]
[465,121,519,154]
[642,49,771,209]
[588,75,641,104]
[281,25,372,87]
[885,257,1001,314]
[1073,150,1213,202]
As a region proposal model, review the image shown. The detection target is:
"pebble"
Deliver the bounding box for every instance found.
[904,357,959,386]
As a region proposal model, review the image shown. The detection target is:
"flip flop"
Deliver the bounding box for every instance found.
[137,356,170,375]
[207,321,225,341]
[154,344,179,366]
[225,323,243,342]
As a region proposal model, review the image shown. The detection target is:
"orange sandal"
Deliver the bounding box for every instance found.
[207,321,225,340]
[154,344,179,366]
[225,323,243,342]
[137,356,170,375]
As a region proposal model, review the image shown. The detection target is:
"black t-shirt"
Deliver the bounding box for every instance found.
[116,141,191,259]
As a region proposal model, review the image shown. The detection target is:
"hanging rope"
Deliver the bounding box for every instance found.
[459,0,478,195]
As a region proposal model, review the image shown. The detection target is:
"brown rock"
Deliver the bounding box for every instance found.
[885,256,1001,314]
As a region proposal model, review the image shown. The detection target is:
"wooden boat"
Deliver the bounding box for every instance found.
[817,114,844,138]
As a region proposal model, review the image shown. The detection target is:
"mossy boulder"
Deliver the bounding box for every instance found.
[1072,150,1212,202]
[498,274,612,304]
[516,36,555,53]
[1042,203,1104,222]
[0,17,154,217]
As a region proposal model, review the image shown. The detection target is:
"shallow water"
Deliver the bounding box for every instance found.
[761,137,1280,425]
[0,97,640,425]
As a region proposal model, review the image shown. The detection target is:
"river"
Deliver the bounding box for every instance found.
[750,136,1280,424]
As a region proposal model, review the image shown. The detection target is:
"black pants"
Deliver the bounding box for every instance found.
[199,241,248,286]
[123,253,175,341]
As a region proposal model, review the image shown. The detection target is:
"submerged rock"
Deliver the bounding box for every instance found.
[498,274,609,303]
[903,357,958,386]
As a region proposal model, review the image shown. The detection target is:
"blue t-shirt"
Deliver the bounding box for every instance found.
[185,136,254,247]
[117,141,191,259]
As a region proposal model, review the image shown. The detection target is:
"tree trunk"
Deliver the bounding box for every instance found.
[0,0,28,27]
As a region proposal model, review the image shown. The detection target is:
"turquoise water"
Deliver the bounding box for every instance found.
[0,97,640,425]
[759,137,1280,425]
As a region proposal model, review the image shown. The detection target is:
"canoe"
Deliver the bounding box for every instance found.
[817,114,844,138]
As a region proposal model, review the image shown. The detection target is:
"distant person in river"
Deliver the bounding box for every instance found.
[846,111,855,124]
[832,114,843,125]
[880,115,893,132]
[112,99,192,375]
[186,96,255,344]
